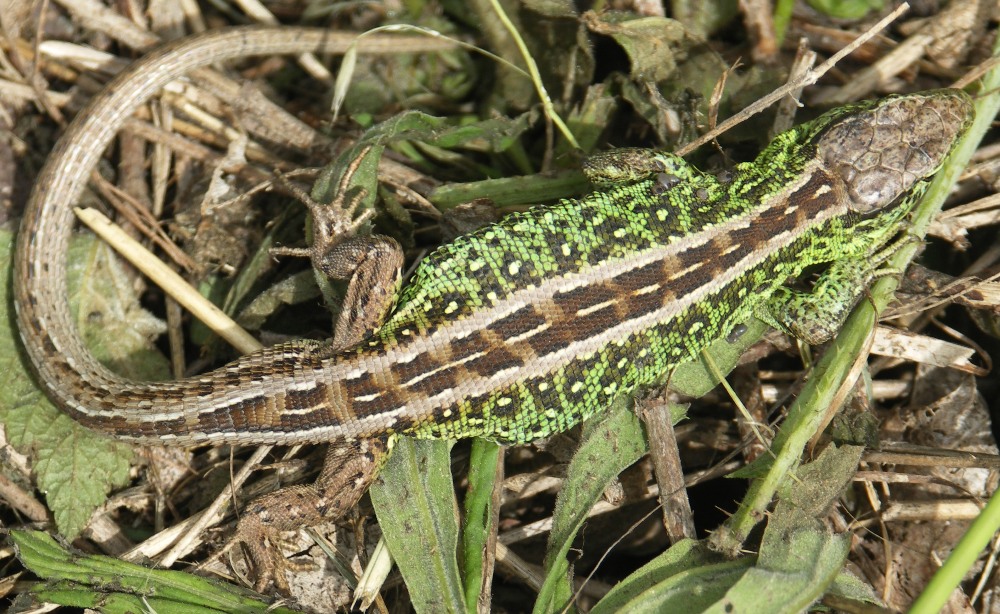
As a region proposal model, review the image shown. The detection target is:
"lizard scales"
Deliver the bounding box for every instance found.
[14,28,973,448]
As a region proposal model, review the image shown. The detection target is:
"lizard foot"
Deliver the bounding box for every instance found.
[223,437,391,593]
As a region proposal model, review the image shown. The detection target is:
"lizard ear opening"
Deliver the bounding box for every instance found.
[814,91,972,215]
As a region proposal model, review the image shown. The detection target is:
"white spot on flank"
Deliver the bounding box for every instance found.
[402,351,485,388]
[507,322,550,344]
[719,242,743,257]
[576,299,616,317]
[812,184,833,197]
[667,259,705,281]
[484,364,524,388]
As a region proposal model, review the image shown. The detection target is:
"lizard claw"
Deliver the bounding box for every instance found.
[219,438,391,593]
[230,514,294,594]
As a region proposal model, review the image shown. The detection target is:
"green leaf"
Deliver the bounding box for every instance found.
[67,234,171,381]
[461,440,502,612]
[32,422,133,539]
[827,569,882,606]
[582,13,686,82]
[591,502,851,613]
[534,398,650,614]
[590,442,865,612]
[0,231,159,537]
[235,270,323,331]
[806,0,883,20]
[670,318,769,397]
[11,530,297,613]
[428,169,590,211]
[423,114,535,152]
[368,438,466,613]
[709,524,847,613]
[591,540,751,614]
[778,443,865,515]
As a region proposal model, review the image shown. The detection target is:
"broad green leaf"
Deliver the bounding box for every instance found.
[369,438,465,613]
[591,539,750,614]
[0,231,169,537]
[708,525,847,613]
[533,398,651,614]
[714,464,857,614]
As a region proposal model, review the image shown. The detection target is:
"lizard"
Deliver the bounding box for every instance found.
[13,25,975,591]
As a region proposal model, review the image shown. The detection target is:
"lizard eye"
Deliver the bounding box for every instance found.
[654,172,681,192]
[815,91,972,214]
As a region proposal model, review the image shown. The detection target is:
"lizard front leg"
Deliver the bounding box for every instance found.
[232,177,405,591]
[755,234,911,345]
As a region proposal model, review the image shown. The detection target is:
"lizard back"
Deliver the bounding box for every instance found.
[16,65,973,446]
[335,90,972,444]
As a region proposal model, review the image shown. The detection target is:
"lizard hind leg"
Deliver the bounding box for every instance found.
[231,168,404,591]
[229,435,393,593]
[226,229,400,592]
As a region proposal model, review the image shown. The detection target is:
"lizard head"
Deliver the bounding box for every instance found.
[811,89,974,217]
